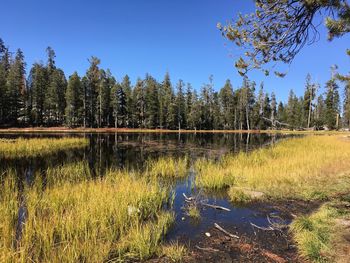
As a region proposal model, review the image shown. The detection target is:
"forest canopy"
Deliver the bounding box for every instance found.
[0,38,349,130]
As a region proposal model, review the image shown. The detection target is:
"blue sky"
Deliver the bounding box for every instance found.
[1,0,349,102]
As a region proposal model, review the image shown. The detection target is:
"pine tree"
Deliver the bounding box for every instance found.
[65,72,83,127]
[85,57,101,127]
[185,83,193,129]
[0,39,10,125]
[29,63,48,126]
[6,49,26,125]
[324,78,340,130]
[111,82,127,128]
[219,79,234,129]
[175,79,186,130]
[120,75,133,127]
[343,79,350,129]
[133,78,145,128]
[315,95,326,129]
[270,92,277,127]
[144,74,159,128]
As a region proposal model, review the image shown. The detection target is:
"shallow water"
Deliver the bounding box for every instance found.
[0,132,289,243]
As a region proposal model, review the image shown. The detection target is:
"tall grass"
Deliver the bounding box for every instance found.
[8,167,173,262]
[0,171,19,263]
[146,156,189,179]
[290,204,343,262]
[0,137,88,158]
[195,135,350,200]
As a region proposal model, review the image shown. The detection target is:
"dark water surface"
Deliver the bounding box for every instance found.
[0,132,290,243]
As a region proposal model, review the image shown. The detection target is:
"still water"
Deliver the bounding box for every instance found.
[0,132,289,243]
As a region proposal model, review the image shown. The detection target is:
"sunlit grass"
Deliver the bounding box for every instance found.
[195,135,350,200]
[290,201,350,262]
[161,240,187,262]
[146,156,189,179]
[0,137,88,158]
[0,171,19,263]
[0,163,174,262]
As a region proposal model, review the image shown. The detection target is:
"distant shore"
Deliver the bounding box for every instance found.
[0,127,349,134]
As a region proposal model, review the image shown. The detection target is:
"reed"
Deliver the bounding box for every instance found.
[195,135,350,200]
[0,165,174,262]
[0,171,19,263]
[146,156,189,179]
[0,137,88,159]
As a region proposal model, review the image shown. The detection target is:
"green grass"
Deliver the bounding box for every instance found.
[290,201,350,262]
[195,135,350,200]
[0,137,88,158]
[146,156,189,179]
[161,241,187,262]
[187,205,201,219]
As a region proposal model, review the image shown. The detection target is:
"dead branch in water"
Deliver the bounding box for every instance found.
[201,203,231,212]
[214,223,239,239]
[195,245,220,252]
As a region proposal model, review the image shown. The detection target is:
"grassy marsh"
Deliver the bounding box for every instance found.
[195,135,350,200]
[0,137,88,158]
[146,156,189,179]
[1,163,174,262]
[0,172,19,262]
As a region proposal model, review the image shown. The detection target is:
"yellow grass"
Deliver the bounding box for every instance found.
[161,241,187,262]
[195,135,350,200]
[0,163,174,262]
[0,137,88,158]
[0,171,19,262]
[146,156,189,179]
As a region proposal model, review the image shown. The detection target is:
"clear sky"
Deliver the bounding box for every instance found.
[1,0,349,102]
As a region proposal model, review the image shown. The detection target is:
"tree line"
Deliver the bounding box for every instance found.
[0,38,349,130]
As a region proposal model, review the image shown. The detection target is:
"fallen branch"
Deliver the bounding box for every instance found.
[202,203,231,212]
[183,193,194,201]
[214,223,239,239]
[250,222,275,231]
[195,245,220,252]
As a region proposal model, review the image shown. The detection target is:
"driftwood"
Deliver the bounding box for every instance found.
[201,203,231,212]
[195,245,220,252]
[182,193,231,212]
[214,223,239,239]
[182,193,194,201]
[250,222,275,231]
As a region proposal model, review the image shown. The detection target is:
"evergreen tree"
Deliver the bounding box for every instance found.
[315,95,326,129]
[120,75,133,127]
[343,79,350,129]
[6,49,26,125]
[29,63,48,126]
[0,39,10,125]
[324,78,340,130]
[158,72,174,129]
[144,74,159,128]
[85,57,101,127]
[65,72,83,127]
[133,78,145,128]
[219,79,234,129]
[175,79,186,130]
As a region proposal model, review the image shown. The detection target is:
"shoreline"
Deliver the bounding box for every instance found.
[0,127,349,134]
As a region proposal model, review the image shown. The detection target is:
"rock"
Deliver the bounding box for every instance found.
[205,232,211,237]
